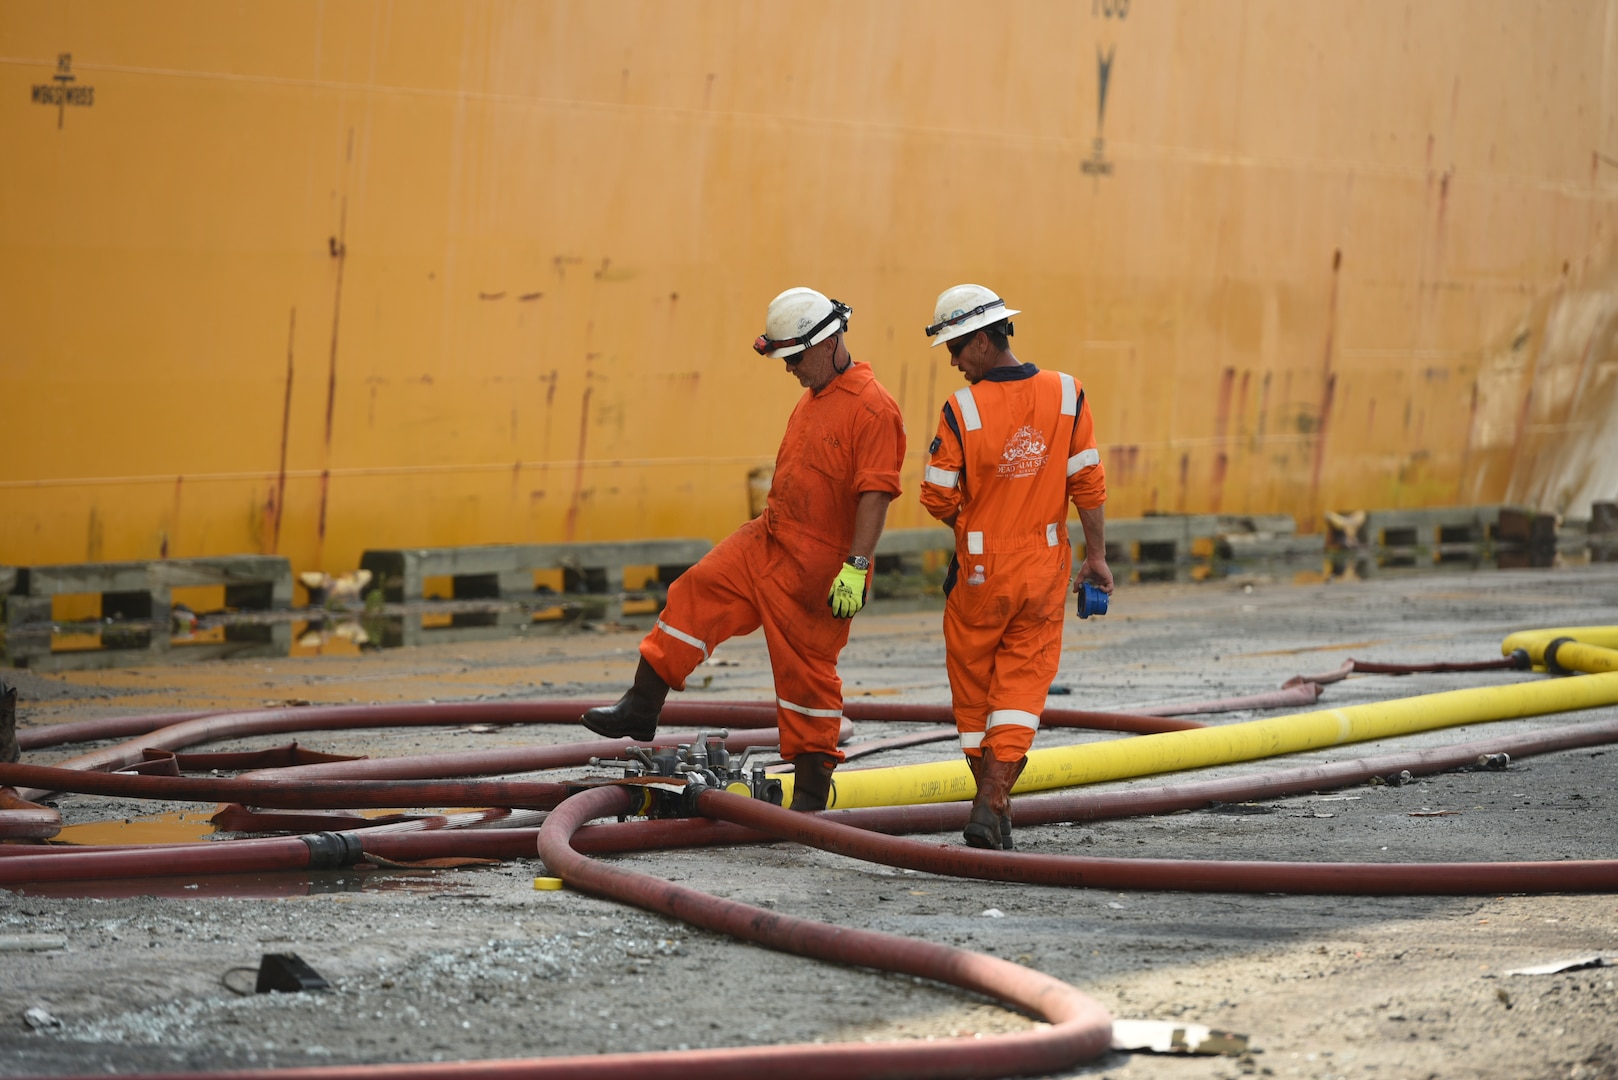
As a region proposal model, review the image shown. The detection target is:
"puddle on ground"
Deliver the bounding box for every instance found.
[53,809,220,846]
[49,806,437,848]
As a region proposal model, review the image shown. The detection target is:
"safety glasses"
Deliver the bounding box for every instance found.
[945,331,976,357]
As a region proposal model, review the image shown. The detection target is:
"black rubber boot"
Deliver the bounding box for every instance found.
[0,679,16,765]
[963,753,1021,850]
[788,751,838,812]
[580,657,669,741]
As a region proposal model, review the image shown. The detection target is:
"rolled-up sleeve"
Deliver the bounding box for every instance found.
[853,398,906,497]
[1066,389,1107,510]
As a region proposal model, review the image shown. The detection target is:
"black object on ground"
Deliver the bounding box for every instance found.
[255,952,330,993]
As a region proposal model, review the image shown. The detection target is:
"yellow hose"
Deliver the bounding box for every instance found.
[1501,627,1618,665]
[1543,640,1618,674]
[788,627,1618,811]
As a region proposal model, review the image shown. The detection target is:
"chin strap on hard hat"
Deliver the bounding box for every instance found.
[753,299,852,356]
[924,298,1007,338]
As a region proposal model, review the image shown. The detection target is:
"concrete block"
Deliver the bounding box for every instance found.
[1591,502,1618,535]
[1078,515,1221,563]
[1,556,292,670]
[1557,518,1589,554]
[1586,504,1618,562]
[1360,506,1504,560]
[359,540,713,618]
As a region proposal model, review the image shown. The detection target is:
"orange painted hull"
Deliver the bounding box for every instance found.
[3,1,1615,577]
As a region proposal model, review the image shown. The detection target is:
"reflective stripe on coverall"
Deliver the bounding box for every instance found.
[920,364,1106,763]
[641,361,905,760]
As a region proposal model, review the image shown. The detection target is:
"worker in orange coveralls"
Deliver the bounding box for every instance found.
[582,288,906,811]
[920,284,1112,850]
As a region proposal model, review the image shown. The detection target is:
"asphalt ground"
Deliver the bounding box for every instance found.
[3,561,1617,1079]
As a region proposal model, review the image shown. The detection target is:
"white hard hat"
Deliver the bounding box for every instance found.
[926,284,1020,347]
[754,287,851,359]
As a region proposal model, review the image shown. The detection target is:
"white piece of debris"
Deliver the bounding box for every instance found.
[1112,1018,1249,1055]
[980,908,1004,918]
[23,1006,61,1029]
[1506,956,1613,976]
[0,935,67,952]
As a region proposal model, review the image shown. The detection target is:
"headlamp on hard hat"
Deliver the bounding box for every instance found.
[753,299,852,359]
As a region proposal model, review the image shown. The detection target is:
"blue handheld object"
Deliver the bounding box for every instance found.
[1076,582,1109,619]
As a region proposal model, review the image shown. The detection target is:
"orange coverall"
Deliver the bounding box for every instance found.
[920,363,1106,763]
[641,362,906,760]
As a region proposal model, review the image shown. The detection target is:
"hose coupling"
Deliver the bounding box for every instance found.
[1542,637,1577,675]
[301,831,366,869]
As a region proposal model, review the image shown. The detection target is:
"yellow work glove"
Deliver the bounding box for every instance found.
[827,562,869,619]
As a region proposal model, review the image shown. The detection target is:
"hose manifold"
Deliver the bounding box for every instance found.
[301,831,366,869]
[585,731,783,818]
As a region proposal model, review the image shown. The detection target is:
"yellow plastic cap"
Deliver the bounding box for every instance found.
[533,877,564,891]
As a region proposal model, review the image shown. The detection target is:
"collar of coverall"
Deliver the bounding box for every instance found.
[978,362,1038,383]
[814,358,867,395]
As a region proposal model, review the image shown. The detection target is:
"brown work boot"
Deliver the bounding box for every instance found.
[0,679,17,765]
[580,657,669,741]
[963,751,1024,849]
[788,751,838,812]
[999,756,1028,851]
[964,753,1023,850]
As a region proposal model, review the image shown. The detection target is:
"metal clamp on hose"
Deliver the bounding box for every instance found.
[300,831,365,869]
[1542,637,1577,675]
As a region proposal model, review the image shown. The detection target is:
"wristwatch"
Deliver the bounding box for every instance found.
[846,555,871,571]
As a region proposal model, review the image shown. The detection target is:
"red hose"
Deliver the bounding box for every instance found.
[1286,651,1532,687]
[17,711,223,752]
[14,700,1194,800]
[0,834,326,885]
[843,699,1205,732]
[16,701,785,790]
[19,698,1202,759]
[13,714,1617,882]
[0,762,567,811]
[1130,681,1322,715]
[534,785,1115,1080]
[696,788,1618,895]
[826,714,1618,837]
[78,786,1112,1080]
[237,724,843,781]
[0,787,59,840]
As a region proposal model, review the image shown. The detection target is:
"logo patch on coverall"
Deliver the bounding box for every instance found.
[996,425,1049,478]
